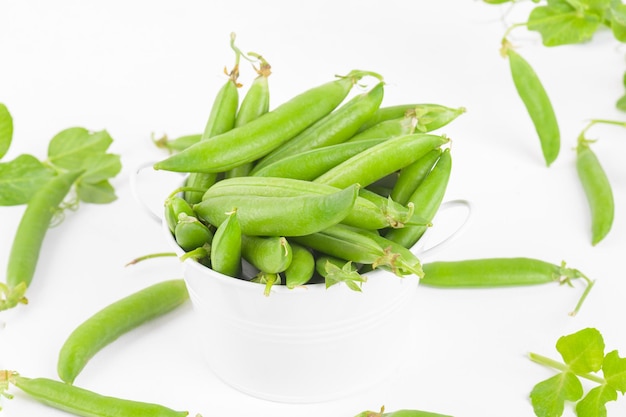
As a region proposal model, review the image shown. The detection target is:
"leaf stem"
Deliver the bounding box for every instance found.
[528,352,606,384]
[125,252,177,266]
[579,119,626,139]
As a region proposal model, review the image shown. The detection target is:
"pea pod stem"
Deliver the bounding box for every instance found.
[125,252,177,266]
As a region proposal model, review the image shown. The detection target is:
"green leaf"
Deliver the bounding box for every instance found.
[0,103,12,160]
[47,128,113,171]
[0,154,55,205]
[527,0,603,46]
[556,327,605,374]
[530,371,584,417]
[603,350,626,393]
[75,179,117,204]
[617,94,626,111]
[79,153,122,183]
[610,2,626,41]
[575,385,617,417]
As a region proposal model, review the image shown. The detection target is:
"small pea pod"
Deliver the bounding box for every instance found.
[174,214,213,252]
[242,235,292,274]
[194,183,359,236]
[315,255,366,291]
[385,148,452,249]
[576,137,614,246]
[2,169,83,311]
[284,242,315,288]
[421,258,594,315]
[503,41,560,166]
[164,195,195,233]
[210,210,242,277]
[153,70,381,173]
[390,148,442,206]
[3,371,188,417]
[252,81,384,172]
[57,279,189,384]
[314,133,448,188]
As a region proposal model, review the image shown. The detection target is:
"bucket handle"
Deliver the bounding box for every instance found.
[129,160,184,225]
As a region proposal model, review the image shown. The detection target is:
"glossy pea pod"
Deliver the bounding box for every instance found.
[314,133,449,188]
[194,183,359,236]
[251,81,384,172]
[4,371,188,417]
[174,214,213,252]
[385,147,452,249]
[421,257,595,315]
[284,242,315,288]
[210,209,242,277]
[504,42,560,166]
[2,169,83,311]
[164,196,195,233]
[200,176,417,230]
[242,235,293,274]
[225,54,272,178]
[184,35,241,204]
[153,70,381,173]
[355,103,465,134]
[390,148,442,206]
[576,137,614,246]
[57,279,189,384]
[348,113,417,142]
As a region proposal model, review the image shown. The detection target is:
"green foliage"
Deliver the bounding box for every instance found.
[0,155,55,205]
[0,103,12,160]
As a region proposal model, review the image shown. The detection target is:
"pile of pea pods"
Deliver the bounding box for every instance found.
[153,42,466,294]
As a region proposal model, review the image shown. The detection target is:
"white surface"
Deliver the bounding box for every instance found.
[1,1,625,416]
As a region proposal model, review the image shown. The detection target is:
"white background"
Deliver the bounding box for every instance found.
[1,1,625,416]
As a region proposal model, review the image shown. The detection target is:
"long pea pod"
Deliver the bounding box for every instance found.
[57,279,189,384]
[503,40,560,166]
[154,70,381,173]
[576,136,614,246]
[1,170,83,311]
[385,148,452,249]
[195,183,359,236]
[2,371,188,417]
[251,81,384,172]
[348,113,418,142]
[355,103,464,134]
[421,258,595,316]
[314,133,449,188]
[390,148,442,205]
[355,407,453,417]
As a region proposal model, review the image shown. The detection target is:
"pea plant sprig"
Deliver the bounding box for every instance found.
[0,103,122,311]
[529,328,626,417]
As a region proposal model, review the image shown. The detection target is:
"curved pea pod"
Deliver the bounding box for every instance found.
[242,235,293,274]
[210,210,242,277]
[385,148,452,249]
[5,371,188,417]
[284,242,315,288]
[164,196,195,232]
[420,257,595,315]
[505,44,560,166]
[576,138,614,246]
[174,214,213,252]
[314,133,449,188]
[348,114,417,142]
[195,183,359,236]
[315,255,366,291]
[154,70,379,173]
[252,81,384,172]
[202,177,413,230]
[390,148,442,205]
[57,279,189,384]
[251,138,386,181]
[356,103,465,134]
[251,271,281,297]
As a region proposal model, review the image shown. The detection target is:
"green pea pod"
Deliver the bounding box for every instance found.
[251,138,386,180]
[4,371,188,417]
[385,148,452,249]
[201,177,413,230]
[194,183,359,236]
[284,242,315,288]
[314,133,449,188]
[576,138,614,246]
[210,210,242,277]
[505,45,560,166]
[252,81,384,172]
[348,114,417,142]
[164,196,195,233]
[57,279,189,384]
[153,70,381,173]
[356,103,464,134]
[390,148,442,206]
[174,215,213,252]
[242,235,292,274]
[354,407,453,417]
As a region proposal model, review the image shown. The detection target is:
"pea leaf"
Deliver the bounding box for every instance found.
[0,154,55,205]
[0,103,12,160]
[575,385,617,417]
[556,327,605,374]
[48,128,113,171]
[76,179,117,204]
[527,0,604,46]
[530,371,584,417]
[610,1,626,41]
[603,350,626,393]
[79,153,122,184]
